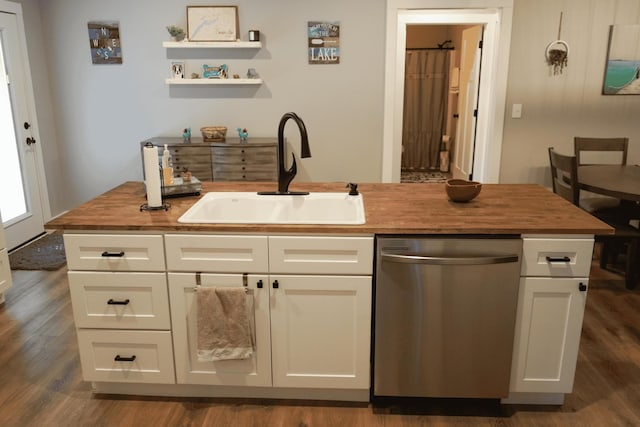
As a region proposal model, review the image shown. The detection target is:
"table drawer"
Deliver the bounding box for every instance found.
[165,234,269,272]
[521,237,594,277]
[64,234,165,271]
[77,329,175,384]
[269,236,374,275]
[69,272,170,329]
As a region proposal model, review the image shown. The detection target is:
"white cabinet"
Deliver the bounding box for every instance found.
[65,233,175,384]
[163,41,263,86]
[510,277,587,393]
[165,234,373,392]
[506,236,593,403]
[270,274,371,389]
[0,213,12,303]
[169,272,272,387]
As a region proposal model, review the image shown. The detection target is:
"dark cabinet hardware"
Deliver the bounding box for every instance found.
[107,298,130,305]
[114,355,136,362]
[545,256,571,263]
[578,282,587,292]
[273,280,279,289]
[102,251,125,257]
[257,280,263,289]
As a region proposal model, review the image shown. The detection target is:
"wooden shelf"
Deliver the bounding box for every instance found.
[165,78,263,85]
[163,41,262,49]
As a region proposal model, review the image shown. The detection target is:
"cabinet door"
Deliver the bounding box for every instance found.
[0,249,12,294]
[168,273,272,386]
[270,275,372,389]
[510,277,588,393]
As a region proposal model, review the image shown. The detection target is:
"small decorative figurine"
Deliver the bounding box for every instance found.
[246,68,258,79]
[191,72,200,79]
[182,127,191,143]
[233,74,240,79]
[237,128,248,142]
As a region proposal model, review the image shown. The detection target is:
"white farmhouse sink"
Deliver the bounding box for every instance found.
[178,192,365,225]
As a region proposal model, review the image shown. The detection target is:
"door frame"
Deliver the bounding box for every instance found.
[1,0,50,246]
[382,0,513,183]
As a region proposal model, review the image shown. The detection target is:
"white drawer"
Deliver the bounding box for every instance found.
[165,234,268,273]
[76,329,175,384]
[64,234,165,271]
[0,248,12,293]
[521,237,594,277]
[69,272,170,329]
[269,236,374,275]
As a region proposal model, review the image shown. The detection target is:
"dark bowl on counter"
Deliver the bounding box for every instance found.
[445,179,482,202]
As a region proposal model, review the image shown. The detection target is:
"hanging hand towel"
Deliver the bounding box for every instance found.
[197,287,254,362]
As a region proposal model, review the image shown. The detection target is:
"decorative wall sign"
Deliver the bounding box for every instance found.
[87,21,122,64]
[308,21,340,64]
[187,6,238,41]
[171,61,185,79]
[603,24,640,95]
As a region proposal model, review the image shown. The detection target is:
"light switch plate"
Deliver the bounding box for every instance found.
[511,103,522,119]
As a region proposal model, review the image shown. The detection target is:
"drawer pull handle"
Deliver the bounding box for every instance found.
[107,298,130,305]
[114,355,136,362]
[257,280,263,289]
[273,280,279,289]
[102,251,125,258]
[545,256,571,263]
[579,282,587,292]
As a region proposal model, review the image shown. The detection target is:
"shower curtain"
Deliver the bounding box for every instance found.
[402,49,450,171]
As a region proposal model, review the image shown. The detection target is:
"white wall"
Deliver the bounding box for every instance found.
[501,0,640,185]
[33,0,386,211]
[15,0,640,215]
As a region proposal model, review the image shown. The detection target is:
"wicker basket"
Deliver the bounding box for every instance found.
[200,126,227,142]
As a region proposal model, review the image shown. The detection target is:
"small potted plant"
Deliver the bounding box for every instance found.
[166,25,186,42]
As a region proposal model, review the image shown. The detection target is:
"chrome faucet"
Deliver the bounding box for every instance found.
[259,112,311,195]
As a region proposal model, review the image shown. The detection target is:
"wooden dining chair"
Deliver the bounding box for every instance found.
[574,136,629,166]
[548,147,616,213]
[548,147,639,289]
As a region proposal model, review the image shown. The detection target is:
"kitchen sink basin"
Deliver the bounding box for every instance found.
[177,192,365,224]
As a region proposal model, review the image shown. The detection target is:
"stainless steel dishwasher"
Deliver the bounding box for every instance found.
[373,236,522,399]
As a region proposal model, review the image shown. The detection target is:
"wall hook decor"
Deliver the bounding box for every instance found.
[545,12,569,75]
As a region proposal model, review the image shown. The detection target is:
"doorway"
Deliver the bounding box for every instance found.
[383,1,514,183]
[0,2,50,250]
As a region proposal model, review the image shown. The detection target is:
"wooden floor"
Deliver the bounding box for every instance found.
[1,261,640,427]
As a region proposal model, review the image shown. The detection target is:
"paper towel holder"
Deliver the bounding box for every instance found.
[140,142,170,212]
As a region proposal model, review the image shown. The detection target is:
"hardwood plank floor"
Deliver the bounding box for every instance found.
[1,261,639,427]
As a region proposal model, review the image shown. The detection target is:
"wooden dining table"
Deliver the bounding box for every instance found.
[578,164,640,202]
[578,164,639,289]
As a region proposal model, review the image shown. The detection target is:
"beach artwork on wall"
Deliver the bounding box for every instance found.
[603,24,640,95]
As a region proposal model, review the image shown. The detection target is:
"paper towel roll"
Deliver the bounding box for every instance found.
[143,145,162,208]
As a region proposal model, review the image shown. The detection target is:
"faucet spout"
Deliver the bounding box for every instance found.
[259,112,311,195]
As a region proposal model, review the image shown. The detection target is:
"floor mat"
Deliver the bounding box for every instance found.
[401,170,449,183]
[9,232,66,271]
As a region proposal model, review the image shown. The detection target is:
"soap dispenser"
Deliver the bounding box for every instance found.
[162,144,174,185]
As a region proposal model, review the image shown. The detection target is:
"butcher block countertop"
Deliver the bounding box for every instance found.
[45,181,613,235]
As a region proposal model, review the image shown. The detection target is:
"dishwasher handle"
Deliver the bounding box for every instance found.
[381,251,519,265]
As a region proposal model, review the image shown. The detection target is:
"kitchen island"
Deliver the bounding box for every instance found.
[46,181,612,405]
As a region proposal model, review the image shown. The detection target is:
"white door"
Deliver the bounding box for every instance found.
[0,6,47,249]
[168,272,272,387]
[510,277,588,393]
[452,25,482,180]
[270,275,372,389]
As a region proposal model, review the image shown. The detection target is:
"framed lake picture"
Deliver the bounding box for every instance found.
[187,6,238,41]
[603,24,640,95]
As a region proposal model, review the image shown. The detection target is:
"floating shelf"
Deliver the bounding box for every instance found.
[165,78,263,85]
[162,41,262,49]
